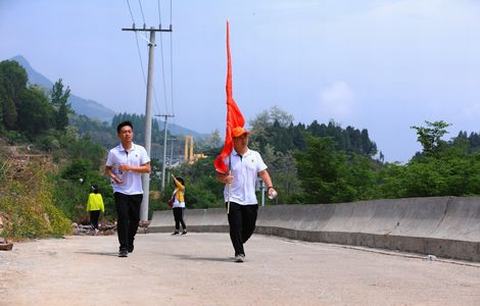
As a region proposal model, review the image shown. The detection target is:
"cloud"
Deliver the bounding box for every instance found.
[317,81,355,119]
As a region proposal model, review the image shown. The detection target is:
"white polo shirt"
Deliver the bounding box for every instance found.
[222,148,267,205]
[106,143,150,195]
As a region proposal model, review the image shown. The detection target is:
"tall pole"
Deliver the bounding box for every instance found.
[140,29,155,222]
[156,114,174,191]
[122,24,172,221]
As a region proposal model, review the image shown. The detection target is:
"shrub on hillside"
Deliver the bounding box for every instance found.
[0,161,71,239]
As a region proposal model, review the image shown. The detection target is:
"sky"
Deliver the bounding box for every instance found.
[1,0,480,162]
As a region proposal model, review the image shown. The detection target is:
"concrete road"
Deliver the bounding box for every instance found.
[1,232,479,306]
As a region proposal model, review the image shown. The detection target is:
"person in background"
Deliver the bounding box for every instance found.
[216,126,277,263]
[105,121,151,258]
[86,184,104,235]
[170,174,187,235]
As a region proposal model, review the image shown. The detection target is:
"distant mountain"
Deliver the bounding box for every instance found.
[9,55,208,139]
[11,55,116,123]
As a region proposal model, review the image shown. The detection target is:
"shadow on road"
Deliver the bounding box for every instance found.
[75,251,119,257]
[172,254,233,262]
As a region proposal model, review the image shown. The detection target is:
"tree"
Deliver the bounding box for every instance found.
[295,136,352,203]
[2,96,17,129]
[0,60,28,129]
[50,79,72,131]
[17,86,55,137]
[203,129,222,150]
[411,120,450,156]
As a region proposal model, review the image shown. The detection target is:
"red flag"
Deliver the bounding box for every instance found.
[214,21,245,174]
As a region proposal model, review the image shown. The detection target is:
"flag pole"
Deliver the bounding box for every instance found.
[227,156,231,214]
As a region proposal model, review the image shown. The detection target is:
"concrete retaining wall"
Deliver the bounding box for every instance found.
[149,196,480,262]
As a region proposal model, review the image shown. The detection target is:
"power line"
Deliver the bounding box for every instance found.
[157,0,162,26]
[126,0,135,25]
[158,32,169,114]
[134,33,148,87]
[137,0,146,27]
[170,0,173,27]
[169,28,175,116]
[156,0,168,115]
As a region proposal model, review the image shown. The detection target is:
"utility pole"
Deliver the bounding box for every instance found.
[122,24,172,221]
[155,114,174,191]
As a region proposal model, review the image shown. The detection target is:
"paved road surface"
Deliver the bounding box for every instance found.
[1,232,479,305]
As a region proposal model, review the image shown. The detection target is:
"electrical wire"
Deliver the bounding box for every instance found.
[170,0,173,28]
[158,33,169,114]
[169,0,175,117]
[155,0,169,116]
[134,33,148,89]
[169,29,175,117]
[137,0,146,26]
[157,0,162,26]
[126,0,135,26]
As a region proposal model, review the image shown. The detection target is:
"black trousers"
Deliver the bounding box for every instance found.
[89,210,101,229]
[172,207,186,231]
[226,202,258,256]
[114,192,143,251]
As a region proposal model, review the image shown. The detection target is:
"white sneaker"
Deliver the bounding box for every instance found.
[234,255,245,263]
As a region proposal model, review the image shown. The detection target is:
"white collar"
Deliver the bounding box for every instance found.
[119,142,136,152]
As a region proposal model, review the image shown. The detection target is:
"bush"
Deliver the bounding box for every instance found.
[0,162,71,239]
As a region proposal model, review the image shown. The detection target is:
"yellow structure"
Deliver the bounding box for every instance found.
[184,135,207,164]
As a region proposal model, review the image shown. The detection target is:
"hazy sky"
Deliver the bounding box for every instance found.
[1,0,480,162]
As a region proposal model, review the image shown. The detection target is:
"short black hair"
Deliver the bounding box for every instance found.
[117,121,133,134]
[91,184,99,193]
[176,177,185,186]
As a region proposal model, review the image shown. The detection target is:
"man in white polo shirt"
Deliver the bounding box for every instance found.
[216,126,277,262]
[105,121,151,257]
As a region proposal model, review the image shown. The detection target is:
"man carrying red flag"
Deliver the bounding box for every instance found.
[215,22,277,263]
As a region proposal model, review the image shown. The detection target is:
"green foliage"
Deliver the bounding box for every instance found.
[261,144,303,204]
[307,120,377,156]
[0,60,28,130]
[411,120,450,156]
[51,174,114,222]
[55,143,114,221]
[17,86,55,137]
[50,79,72,131]
[376,162,407,198]
[295,136,351,203]
[2,96,17,129]
[2,130,28,144]
[69,114,116,148]
[0,162,71,239]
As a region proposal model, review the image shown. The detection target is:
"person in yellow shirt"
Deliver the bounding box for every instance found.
[170,174,187,235]
[86,184,105,234]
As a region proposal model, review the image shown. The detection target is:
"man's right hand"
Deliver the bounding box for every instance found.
[111,174,123,184]
[224,174,234,184]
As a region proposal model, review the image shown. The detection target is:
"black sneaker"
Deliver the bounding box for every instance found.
[171,231,179,235]
[118,249,128,257]
[128,245,134,253]
[181,230,187,235]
